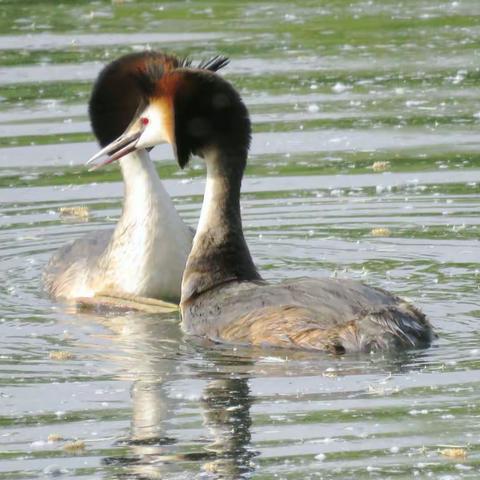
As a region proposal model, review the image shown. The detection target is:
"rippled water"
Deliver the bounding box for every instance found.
[1,1,479,479]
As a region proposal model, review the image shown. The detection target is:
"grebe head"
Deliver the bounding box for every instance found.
[89,52,184,149]
[87,52,251,170]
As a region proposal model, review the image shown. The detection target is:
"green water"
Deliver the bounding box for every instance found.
[0,1,479,479]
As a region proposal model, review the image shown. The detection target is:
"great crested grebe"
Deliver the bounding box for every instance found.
[89,51,434,352]
[44,53,228,303]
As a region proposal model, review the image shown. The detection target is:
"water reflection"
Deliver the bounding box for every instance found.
[96,313,256,479]
[201,376,255,478]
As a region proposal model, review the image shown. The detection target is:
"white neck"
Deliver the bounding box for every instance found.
[119,149,175,219]
[195,161,221,241]
[101,150,193,300]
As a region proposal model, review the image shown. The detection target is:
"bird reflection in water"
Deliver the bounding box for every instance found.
[94,312,257,479]
[201,376,254,477]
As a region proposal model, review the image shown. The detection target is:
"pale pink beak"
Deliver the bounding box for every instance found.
[86,124,146,171]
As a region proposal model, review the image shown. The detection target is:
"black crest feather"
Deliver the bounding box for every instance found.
[197,55,230,72]
[132,55,229,99]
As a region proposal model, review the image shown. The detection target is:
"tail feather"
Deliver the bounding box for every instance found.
[338,303,434,352]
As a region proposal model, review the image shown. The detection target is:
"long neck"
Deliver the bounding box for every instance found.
[108,149,183,235]
[119,149,171,217]
[181,148,261,303]
[99,149,192,300]
[108,149,189,260]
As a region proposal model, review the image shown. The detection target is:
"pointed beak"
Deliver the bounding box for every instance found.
[86,124,146,171]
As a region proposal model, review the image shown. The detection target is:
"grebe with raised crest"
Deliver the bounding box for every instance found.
[44,53,228,303]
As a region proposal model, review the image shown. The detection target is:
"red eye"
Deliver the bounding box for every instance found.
[141,117,149,125]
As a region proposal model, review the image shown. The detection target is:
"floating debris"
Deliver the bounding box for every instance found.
[49,351,76,361]
[63,440,86,453]
[439,447,467,459]
[371,161,390,172]
[370,227,391,237]
[47,433,64,443]
[58,206,90,220]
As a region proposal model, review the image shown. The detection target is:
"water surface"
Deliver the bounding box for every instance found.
[1,1,479,479]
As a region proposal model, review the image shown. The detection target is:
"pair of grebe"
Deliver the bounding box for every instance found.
[44,51,433,353]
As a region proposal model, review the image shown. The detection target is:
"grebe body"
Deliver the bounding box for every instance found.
[44,53,226,302]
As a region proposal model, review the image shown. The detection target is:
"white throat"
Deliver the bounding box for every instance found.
[119,149,173,215]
